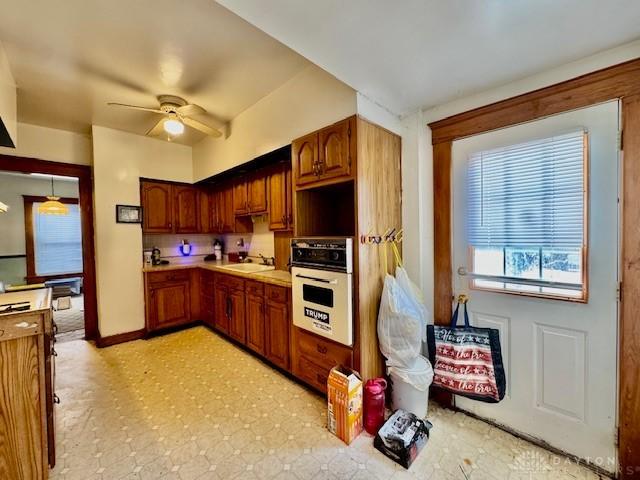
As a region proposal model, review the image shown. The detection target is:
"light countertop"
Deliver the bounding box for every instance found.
[143,257,291,287]
[0,288,53,316]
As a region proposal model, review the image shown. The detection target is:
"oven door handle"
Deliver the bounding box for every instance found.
[295,274,338,285]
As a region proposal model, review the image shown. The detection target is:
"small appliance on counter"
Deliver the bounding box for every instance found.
[143,250,152,265]
[214,239,222,262]
[291,237,353,346]
[179,239,192,256]
[151,246,161,266]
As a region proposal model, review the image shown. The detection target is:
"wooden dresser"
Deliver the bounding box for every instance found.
[0,288,56,480]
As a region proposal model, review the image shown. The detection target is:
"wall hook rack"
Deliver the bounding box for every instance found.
[360,227,403,245]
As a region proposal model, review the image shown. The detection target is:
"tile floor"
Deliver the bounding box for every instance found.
[51,326,607,480]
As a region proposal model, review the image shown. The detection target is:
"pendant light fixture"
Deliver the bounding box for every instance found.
[38,177,69,215]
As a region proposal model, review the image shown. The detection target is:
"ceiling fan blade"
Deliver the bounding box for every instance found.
[146,118,166,137]
[182,116,222,138]
[177,103,206,116]
[108,102,165,114]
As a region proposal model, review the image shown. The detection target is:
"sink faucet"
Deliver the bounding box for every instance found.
[259,254,275,266]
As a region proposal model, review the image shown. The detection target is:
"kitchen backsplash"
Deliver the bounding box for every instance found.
[143,234,221,258]
[224,219,275,258]
[142,218,275,259]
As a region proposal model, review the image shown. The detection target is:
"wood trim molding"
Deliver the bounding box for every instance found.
[428,58,640,476]
[96,328,146,348]
[620,93,640,476]
[429,57,640,145]
[0,154,98,341]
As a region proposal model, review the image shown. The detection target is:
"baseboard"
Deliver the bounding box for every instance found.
[96,328,146,348]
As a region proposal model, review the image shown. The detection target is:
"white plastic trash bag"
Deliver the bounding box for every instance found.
[377,274,423,367]
[395,266,429,343]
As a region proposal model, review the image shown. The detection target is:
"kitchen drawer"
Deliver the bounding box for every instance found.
[0,313,43,340]
[265,284,289,304]
[294,327,352,369]
[147,269,190,284]
[293,354,332,393]
[245,280,264,297]
[215,273,245,292]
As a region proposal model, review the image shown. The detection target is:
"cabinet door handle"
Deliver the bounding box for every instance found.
[52,321,58,335]
[53,394,61,404]
[281,215,286,225]
[316,344,328,355]
[51,348,58,357]
[226,296,232,319]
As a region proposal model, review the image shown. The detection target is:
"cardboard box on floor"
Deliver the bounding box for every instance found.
[327,365,363,444]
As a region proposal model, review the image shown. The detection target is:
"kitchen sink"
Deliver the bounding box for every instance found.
[218,263,275,274]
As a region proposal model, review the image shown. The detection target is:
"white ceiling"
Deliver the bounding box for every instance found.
[0,0,310,144]
[216,0,640,115]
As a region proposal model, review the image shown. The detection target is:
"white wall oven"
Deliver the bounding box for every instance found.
[291,238,353,346]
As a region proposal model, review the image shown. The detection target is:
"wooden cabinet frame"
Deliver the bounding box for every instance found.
[428,57,640,476]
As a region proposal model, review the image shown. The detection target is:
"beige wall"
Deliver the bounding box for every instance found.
[0,42,16,147]
[92,126,192,337]
[0,123,92,165]
[193,64,356,181]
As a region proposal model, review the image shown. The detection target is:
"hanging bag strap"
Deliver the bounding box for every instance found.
[450,295,470,328]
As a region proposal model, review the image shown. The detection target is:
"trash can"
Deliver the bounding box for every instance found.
[388,355,433,418]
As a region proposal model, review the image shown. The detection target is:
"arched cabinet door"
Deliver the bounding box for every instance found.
[141,181,173,233]
[318,117,352,180]
[292,131,319,187]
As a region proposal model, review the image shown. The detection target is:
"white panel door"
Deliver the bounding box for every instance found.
[451,102,619,471]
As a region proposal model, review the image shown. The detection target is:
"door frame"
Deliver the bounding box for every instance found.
[428,58,640,477]
[0,154,99,341]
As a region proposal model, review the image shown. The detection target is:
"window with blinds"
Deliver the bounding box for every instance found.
[467,130,587,300]
[33,203,83,275]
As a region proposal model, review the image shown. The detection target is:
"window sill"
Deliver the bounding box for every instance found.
[470,283,588,304]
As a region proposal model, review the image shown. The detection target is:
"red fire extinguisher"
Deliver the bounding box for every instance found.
[364,378,387,435]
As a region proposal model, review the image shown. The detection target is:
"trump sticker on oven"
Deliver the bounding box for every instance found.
[304,307,332,333]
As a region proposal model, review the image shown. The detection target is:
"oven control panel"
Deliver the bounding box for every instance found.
[291,238,353,273]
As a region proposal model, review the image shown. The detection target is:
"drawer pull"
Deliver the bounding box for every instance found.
[53,394,60,404]
[316,344,328,354]
[15,321,38,329]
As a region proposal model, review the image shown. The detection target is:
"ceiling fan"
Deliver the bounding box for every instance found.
[108,95,222,139]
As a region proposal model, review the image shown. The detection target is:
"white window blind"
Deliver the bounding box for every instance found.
[467,131,585,249]
[33,203,83,275]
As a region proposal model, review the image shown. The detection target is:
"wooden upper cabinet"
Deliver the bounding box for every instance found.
[233,179,248,215]
[292,116,354,189]
[248,175,268,214]
[198,190,212,233]
[174,185,199,233]
[268,165,289,230]
[292,132,319,187]
[222,183,236,232]
[318,117,353,181]
[141,181,173,233]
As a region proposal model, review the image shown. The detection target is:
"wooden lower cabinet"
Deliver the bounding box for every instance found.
[201,271,215,328]
[245,288,266,356]
[228,288,246,343]
[265,298,290,370]
[0,295,55,479]
[291,326,353,394]
[213,284,230,334]
[148,281,191,331]
[145,270,193,333]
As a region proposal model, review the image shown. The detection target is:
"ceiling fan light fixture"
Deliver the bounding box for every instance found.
[164,118,184,136]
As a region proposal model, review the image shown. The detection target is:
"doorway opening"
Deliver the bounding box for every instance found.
[0,155,98,341]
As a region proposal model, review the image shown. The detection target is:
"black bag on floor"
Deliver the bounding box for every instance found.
[374,409,432,469]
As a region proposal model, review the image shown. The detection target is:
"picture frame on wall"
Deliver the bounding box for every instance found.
[116,205,142,224]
